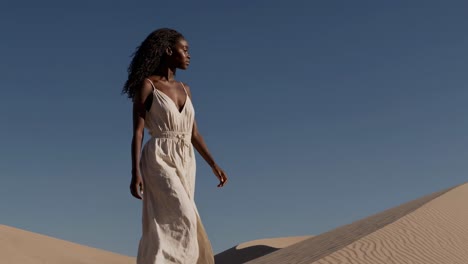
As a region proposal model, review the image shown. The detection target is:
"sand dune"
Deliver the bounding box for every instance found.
[215,236,313,264]
[5,182,468,264]
[0,225,135,264]
[246,182,468,264]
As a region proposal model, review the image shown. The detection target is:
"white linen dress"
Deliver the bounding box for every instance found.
[137,79,214,264]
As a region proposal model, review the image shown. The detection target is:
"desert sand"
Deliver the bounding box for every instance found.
[0,224,135,264]
[215,235,313,264]
[3,182,468,264]
[240,182,468,264]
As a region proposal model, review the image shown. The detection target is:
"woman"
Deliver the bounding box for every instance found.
[122,28,228,264]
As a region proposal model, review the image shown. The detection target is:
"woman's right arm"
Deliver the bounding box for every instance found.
[130,80,153,200]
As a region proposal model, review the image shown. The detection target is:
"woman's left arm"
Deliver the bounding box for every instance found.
[192,120,228,187]
[183,83,228,187]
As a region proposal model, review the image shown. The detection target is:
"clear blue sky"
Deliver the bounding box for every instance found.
[1,0,468,257]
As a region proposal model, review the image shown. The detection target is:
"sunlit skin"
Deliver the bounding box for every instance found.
[130,38,228,200]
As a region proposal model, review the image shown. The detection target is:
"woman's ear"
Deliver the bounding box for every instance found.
[165,47,173,56]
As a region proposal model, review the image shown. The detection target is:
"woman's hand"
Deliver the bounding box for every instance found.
[212,164,228,187]
[130,174,144,199]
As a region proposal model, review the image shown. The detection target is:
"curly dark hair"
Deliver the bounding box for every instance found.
[122,28,185,100]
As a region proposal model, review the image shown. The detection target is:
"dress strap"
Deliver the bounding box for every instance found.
[146,78,156,91]
[180,82,188,95]
[147,79,186,95]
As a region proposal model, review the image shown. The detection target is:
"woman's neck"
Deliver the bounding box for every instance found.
[152,65,176,81]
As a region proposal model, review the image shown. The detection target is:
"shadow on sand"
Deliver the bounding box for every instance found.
[214,245,280,264]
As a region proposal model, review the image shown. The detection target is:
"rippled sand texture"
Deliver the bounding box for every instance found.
[248,183,468,264]
[0,225,135,264]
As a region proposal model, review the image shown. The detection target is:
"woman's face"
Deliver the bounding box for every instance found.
[169,38,190,70]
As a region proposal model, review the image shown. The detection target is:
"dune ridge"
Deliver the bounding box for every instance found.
[247,183,468,264]
[310,182,468,264]
[215,236,313,264]
[0,224,135,264]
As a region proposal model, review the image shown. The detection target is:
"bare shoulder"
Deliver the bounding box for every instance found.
[180,82,193,98]
[135,79,154,104]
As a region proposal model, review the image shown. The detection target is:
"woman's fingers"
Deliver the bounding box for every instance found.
[212,166,228,187]
[138,182,143,199]
[217,169,228,187]
[130,180,144,200]
[130,187,141,199]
